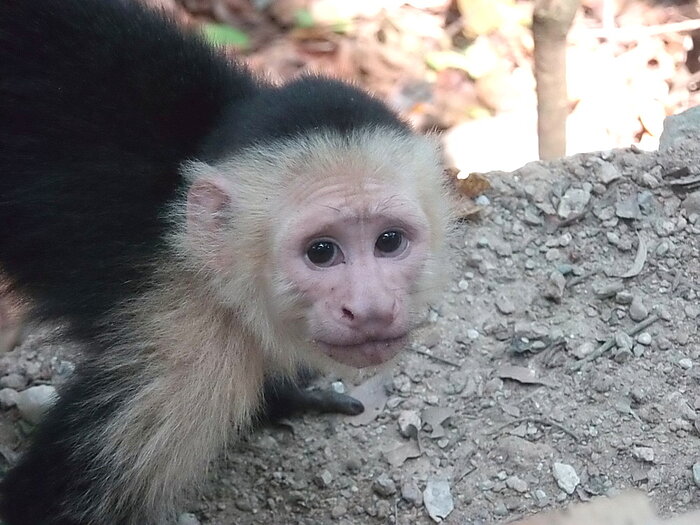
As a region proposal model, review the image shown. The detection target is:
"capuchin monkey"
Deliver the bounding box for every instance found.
[0,1,450,524]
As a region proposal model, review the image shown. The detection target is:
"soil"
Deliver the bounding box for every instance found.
[1,139,699,524]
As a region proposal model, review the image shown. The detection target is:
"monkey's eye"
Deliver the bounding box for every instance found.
[306,241,341,267]
[375,230,406,256]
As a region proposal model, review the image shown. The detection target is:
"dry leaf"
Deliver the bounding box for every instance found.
[422,407,455,439]
[454,172,491,198]
[385,439,422,467]
[453,197,482,220]
[497,364,556,387]
[347,372,391,426]
[608,234,647,279]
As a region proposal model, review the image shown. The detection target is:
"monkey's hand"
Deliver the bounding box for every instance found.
[262,373,364,421]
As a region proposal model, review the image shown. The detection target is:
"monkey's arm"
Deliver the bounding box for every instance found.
[0,363,128,525]
[1,313,265,525]
[261,371,364,422]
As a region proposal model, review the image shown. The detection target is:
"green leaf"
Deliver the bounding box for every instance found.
[202,23,250,49]
[294,8,315,29]
[425,51,472,72]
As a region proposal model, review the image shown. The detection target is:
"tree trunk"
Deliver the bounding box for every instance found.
[533,0,580,160]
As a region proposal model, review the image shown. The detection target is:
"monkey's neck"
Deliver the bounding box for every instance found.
[140,273,267,420]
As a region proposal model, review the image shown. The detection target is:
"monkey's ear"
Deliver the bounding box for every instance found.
[186,177,233,234]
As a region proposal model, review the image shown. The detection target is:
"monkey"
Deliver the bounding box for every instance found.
[0,1,451,524]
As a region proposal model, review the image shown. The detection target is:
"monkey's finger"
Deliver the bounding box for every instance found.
[301,390,365,416]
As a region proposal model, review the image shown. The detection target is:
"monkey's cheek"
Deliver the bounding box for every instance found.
[318,337,407,369]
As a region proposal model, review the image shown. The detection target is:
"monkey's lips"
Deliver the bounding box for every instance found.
[316,336,408,368]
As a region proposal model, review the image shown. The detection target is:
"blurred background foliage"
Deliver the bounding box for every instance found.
[147,0,700,172]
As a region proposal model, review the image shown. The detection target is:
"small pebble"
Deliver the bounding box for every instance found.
[372,474,396,497]
[401,480,423,506]
[615,291,633,305]
[331,381,345,394]
[495,242,513,257]
[330,504,347,519]
[639,172,659,188]
[397,410,421,438]
[345,457,362,474]
[679,358,693,370]
[506,475,528,493]
[0,388,18,409]
[572,341,595,359]
[483,377,503,395]
[0,373,27,391]
[493,501,508,516]
[613,348,632,363]
[177,513,201,525]
[376,501,391,519]
[629,296,649,322]
[692,463,700,488]
[466,329,480,340]
[557,187,591,219]
[552,462,579,495]
[593,280,624,298]
[557,264,575,275]
[654,219,675,237]
[595,206,615,221]
[423,479,454,523]
[475,195,490,206]
[597,163,621,184]
[632,446,655,463]
[636,332,652,346]
[542,271,566,303]
[534,489,548,505]
[545,248,561,262]
[615,195,641,220]
[496,295,515,315]
[685,304,700,319]
[16,385,57,425]
[314,469,333,488]
[615,331,633,350]
[657,337,672,351]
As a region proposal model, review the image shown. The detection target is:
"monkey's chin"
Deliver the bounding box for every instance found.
[316,336,408,369]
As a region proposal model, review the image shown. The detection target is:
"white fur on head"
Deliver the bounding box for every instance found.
[174,126,451,374]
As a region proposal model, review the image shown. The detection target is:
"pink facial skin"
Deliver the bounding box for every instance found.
[278,176,431,369]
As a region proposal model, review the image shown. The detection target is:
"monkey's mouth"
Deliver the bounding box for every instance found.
[316,336,408,368]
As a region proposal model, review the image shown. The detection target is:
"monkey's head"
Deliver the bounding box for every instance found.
[179,82,451,371]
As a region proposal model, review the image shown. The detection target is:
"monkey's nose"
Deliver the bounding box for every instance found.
[340,297,397,330]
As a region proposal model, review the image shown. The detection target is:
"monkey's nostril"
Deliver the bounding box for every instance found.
[342,307,354,320]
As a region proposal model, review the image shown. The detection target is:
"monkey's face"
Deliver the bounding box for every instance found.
[182,130,449,370]
[274,174,436,369]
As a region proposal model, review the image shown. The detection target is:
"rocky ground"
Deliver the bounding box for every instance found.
[2,129,700,524]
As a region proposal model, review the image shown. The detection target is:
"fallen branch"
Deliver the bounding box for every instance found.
[487,415,580,441]
[570,314,660,372]
[412,347,461,368]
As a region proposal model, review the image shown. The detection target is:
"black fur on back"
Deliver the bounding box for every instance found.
[0,0,255,340]
[200,76,409,161]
